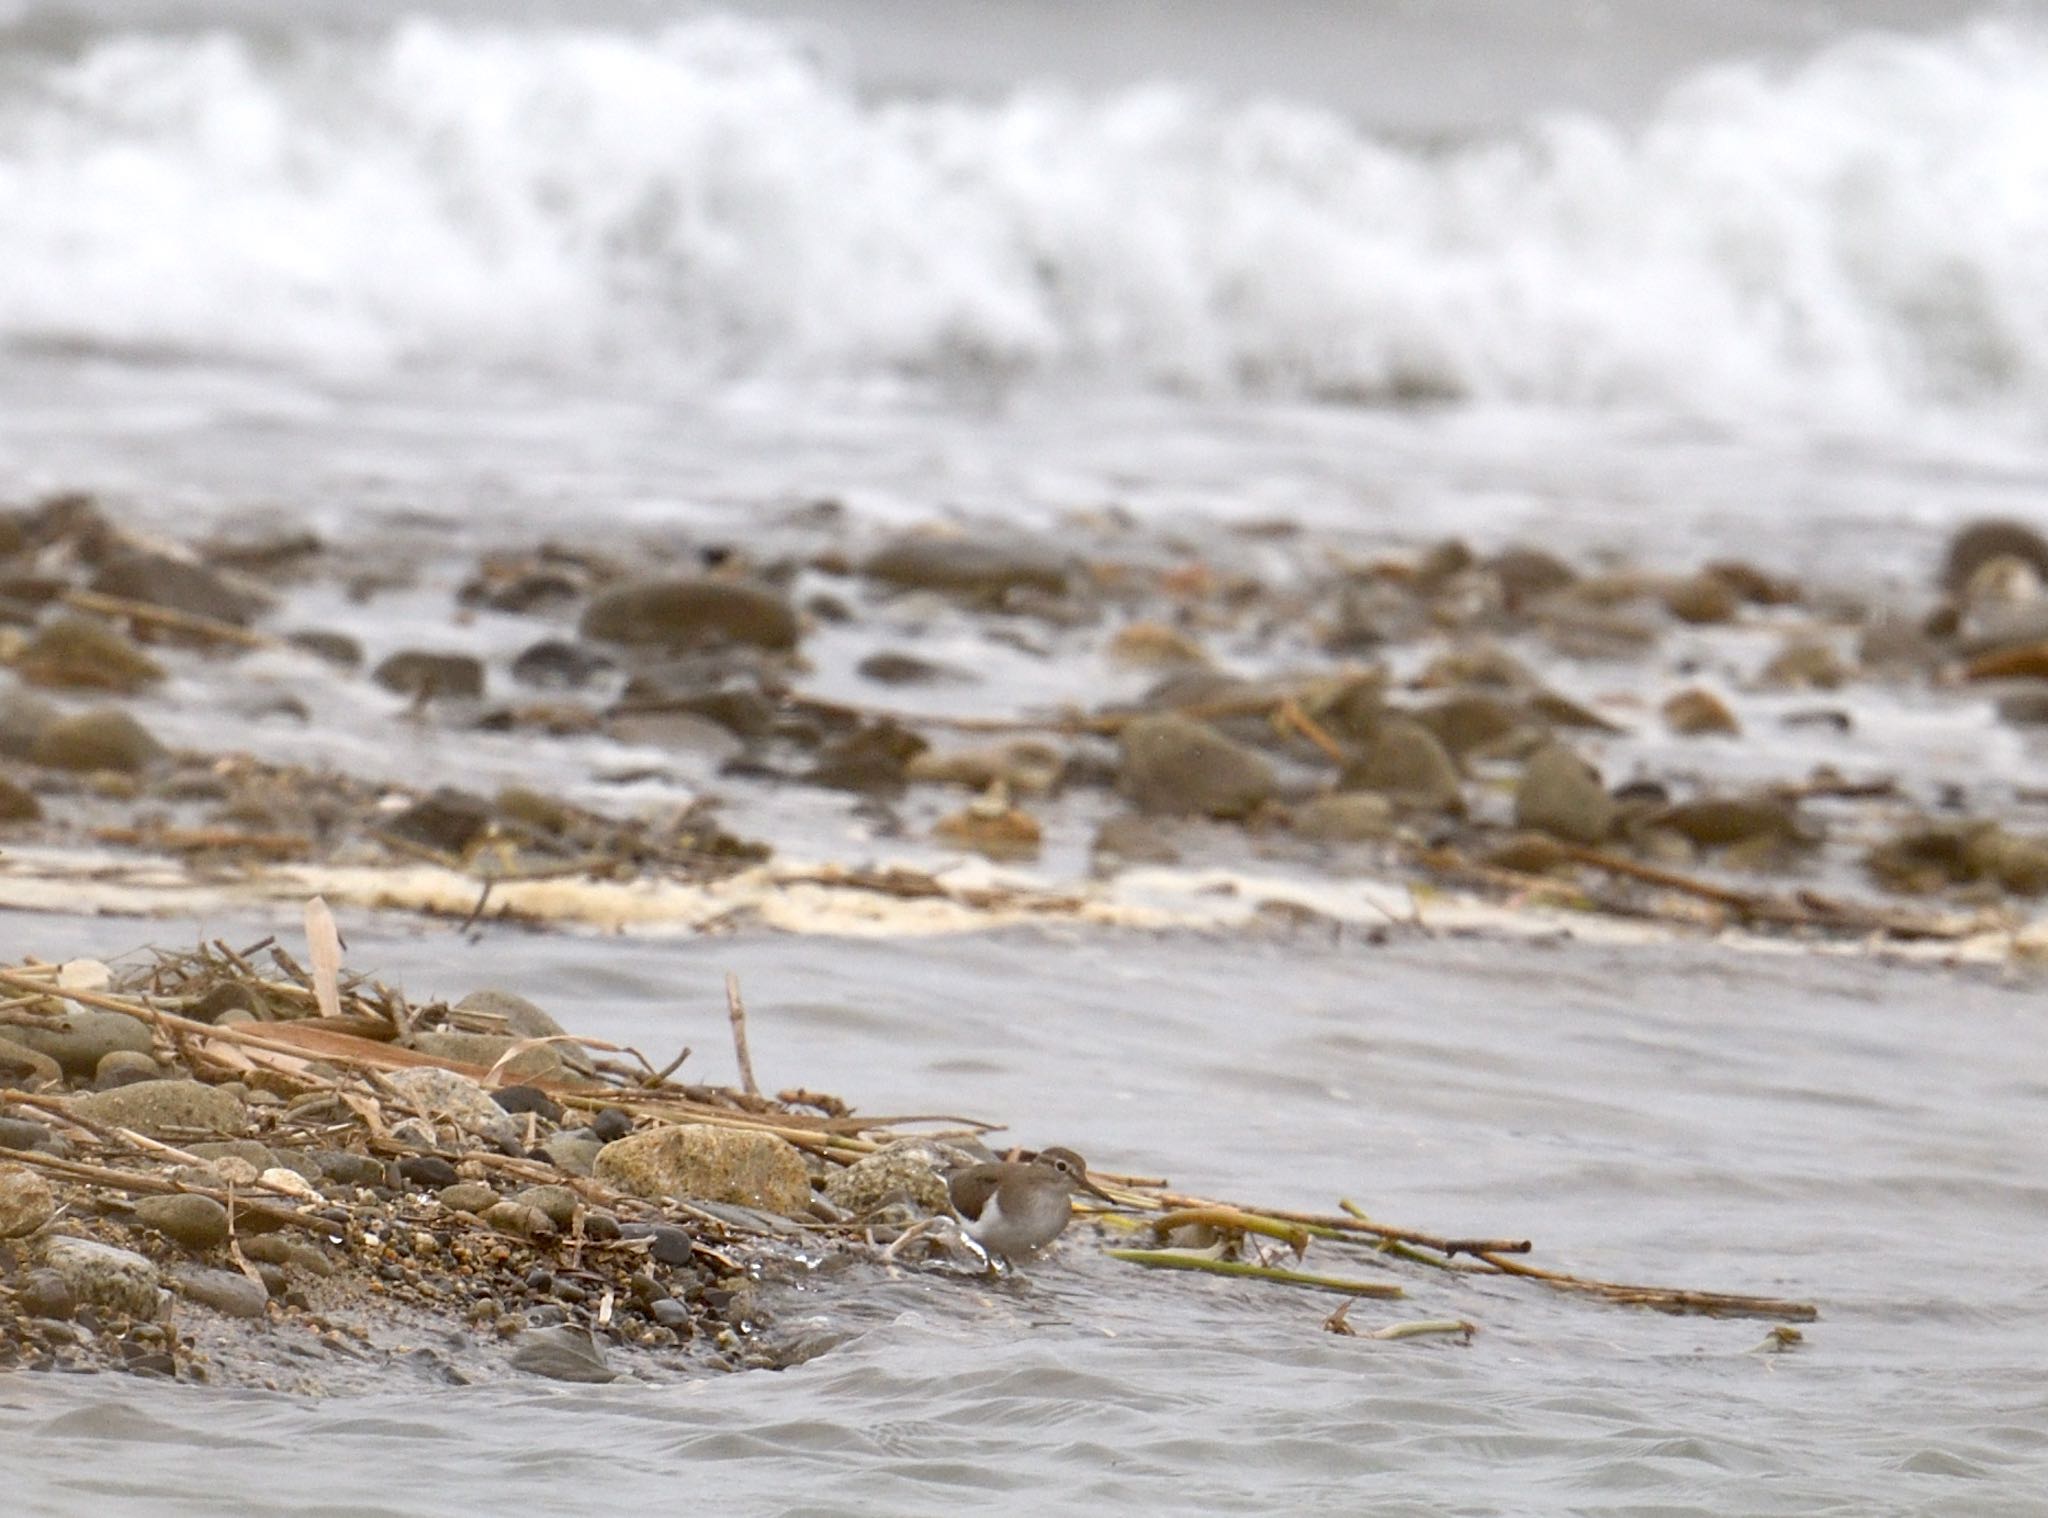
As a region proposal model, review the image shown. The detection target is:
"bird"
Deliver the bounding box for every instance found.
[945,1146,1117,1266]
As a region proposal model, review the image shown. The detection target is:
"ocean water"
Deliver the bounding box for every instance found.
[6,4,2048,1513]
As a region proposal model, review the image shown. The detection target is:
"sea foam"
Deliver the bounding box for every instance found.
[0,14,2044,427]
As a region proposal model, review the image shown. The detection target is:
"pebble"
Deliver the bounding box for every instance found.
[579,576,798,652]
[591,1107,634,1143]
[14,616,165,693]
[438,1182,500,1214]
[510,638,614,689]
[94,1048,163,1088]
[595,1124,815,1216]
[38,1236,161,1317]
[92,549,271,625]
[382,1066,521,1149]
[1338,718,1465,815]
[1117,714,1275,819]
[287,629,363,668]
[172,1266,269,1319]
[398,1155,461,1189]
[0,774,41,822]
[311,1149,388,1188]
[409,1030,570,1083]
[618,1221,698,1267]
[0,1162,57,1237]
[380,788,492,856]
[492,1085,566,1123]
[482,1201,555,1239]
[648,1298,693,1331]
[1663,572,1740,624]
[372,650,486,701]
[511,1185,581,1230]
[1291,793,1397,843]
[509,1324,620,1383]
[0,1116,53,1151]
[0,1035,62,1088]
[1514,742,1616,846]
[74,1078,251,1137]
[822,1142,950,1217]
[544,1131,603,1177]
[134,1193,231,1250]
[1663,687,1742,737]
[30,708,169,773]
[6,1005,155,1077]
[861,533,1071,601]
[19,1268,76,1319]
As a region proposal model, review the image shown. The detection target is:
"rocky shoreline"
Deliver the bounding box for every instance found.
[0,943,1007,1392]
[4,492,2048,951]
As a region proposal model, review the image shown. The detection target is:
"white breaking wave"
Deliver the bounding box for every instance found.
[1,14,2045,424]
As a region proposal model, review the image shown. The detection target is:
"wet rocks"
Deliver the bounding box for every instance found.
[398,1154,460,1190]
[92,550,271,626]
[580,577,798,652]
[511,639,614,689]
[171,1265,269,1319]
[822,1141,950,1217]
[30,708,168,773]
[862,533,1070,601]
[1337,718,1464,815]
[595,1124,813,1216]
[1513,743,1615,845]
[373,650,485,701]
[37,1236,160,1317]
[0,1162,56,1237]
[509,1324,618,1383]
[1117,715,1274,819]
[1290,792,1397,843]
[382,1067,521,1150]
[14,616,164,693]
[6,1005,155,1077]
[74,1079,250,1137]
[133,1194,232,1251]
[1662,687,1741,736]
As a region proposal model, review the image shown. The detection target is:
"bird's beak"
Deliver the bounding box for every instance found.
[1076,1174,1120,1207]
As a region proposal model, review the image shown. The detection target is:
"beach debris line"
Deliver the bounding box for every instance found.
[2,926,1813,1389]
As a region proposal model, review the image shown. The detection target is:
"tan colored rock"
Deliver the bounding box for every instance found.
[383,1066,520,1149]
[1761,636,1849,690]
[15,616,164,693]
[1663,572,1739,625]
[595,1124,813,1216]
[1118,714,1274,819]
[74,1078,250,1137]
[1338,718,1464,815]
[1663,687,1741,736]
[579,577,798,652]
[31,708,168,772]
[1514,743,1615,845]
[1291,793,1397,843]
[0,1163,56,1238]
[1107,621,1210,669]
[37,1235,159,1316]
[822,1141,950,1217]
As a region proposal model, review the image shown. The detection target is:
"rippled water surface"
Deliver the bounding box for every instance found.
[6,921,2046,1514]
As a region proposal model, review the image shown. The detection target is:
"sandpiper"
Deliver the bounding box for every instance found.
[945,1146,1117,1266]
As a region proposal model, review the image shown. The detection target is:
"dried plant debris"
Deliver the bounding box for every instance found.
[2,930,1814,1392]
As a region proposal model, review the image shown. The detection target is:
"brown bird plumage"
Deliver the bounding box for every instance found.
[946,1146,1116,1263]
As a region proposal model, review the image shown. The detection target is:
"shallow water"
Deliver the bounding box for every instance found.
[6,918,2047,1514]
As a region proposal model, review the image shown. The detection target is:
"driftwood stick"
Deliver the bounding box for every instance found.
[725,972,761,1100]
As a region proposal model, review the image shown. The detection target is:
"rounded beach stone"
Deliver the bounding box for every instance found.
[438,1181,499,1214]
[172,1265,269,1319]
[382,1066,521,1149]
[92,549,271,625]
[1291,792,1397,843]
[0,774,41,822]
[6,1007,153,1077]
[1337,718,1464,815]
[0,1162,57,1237]
[19,1266,76,1318]
[134,1193,231,1251]
[373,650,485,701]
[14,616,164,693]
[1117,714,1274,819]
[95,1048,162,1088]
[579,576,798,652]
[595,1124,814,1216]
[38,1235,161,1317]
[861,533,1070,599]
[821,1141,950,1217]
[543,1131,602,1177]
[511,1185,581,1230]
[1514,742,1615,845]
[74,1078,250,1137]
[30,709,168,773]
[482,1200,555,1239]
[1662,687,1741,736]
